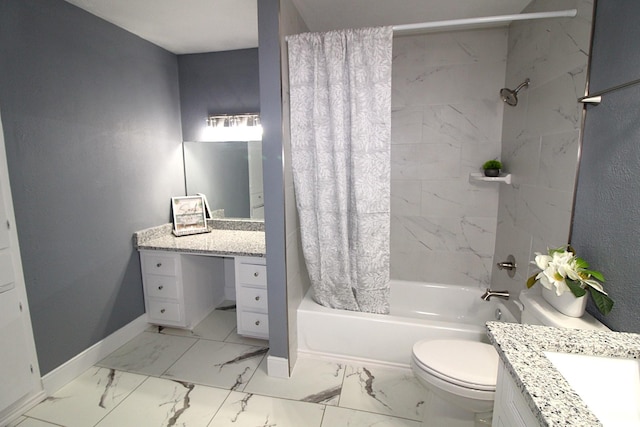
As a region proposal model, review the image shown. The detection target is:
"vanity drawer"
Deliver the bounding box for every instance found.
[142,253,178,277]
[239,311,269,337]
[237,263,267,286]
[237,286,268,312]
[144,275,179,299]
[146,300,182,324]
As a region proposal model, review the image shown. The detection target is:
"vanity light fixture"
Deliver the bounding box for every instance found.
[202,113,262,141]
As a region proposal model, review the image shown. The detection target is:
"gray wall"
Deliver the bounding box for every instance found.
[178,49,260,142]
[279,0,310,372]
[492,0,593,318]
[0,0,184,374]
[258,0,289,365]
[571,0,640,333]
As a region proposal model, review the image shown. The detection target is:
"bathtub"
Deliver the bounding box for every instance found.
[297,280,516,366]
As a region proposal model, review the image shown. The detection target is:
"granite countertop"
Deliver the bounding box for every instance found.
[487,321,640,426]
[133,220,265,257]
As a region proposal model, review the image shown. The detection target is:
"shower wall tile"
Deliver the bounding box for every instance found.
[391,143,461,180]
[390,28,507,286]
[492,0,592,307]
[390,180,421,216]
[420,180,499,218]
[502,135,542,186]
[537,130,581,192]
[391,108,422,145]
[524,69,585,135]
[421,102,503,145]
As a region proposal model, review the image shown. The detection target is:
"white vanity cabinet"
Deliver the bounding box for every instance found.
[234,256,268,339]
[140,250,223,329]
[492,360,539,427]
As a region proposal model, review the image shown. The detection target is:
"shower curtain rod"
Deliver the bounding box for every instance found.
[392,9,577,34]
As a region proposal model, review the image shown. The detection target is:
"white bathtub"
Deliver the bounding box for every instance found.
[297,280,516,366]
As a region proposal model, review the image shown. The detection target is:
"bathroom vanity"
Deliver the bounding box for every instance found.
[133,220,268,339]
[488,322,640,426]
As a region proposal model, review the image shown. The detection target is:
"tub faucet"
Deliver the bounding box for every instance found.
[481,288,510,301]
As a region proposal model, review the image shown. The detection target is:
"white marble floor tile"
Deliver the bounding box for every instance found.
[96,331,197,376]
[224,328,269,346]
[208,391,325,427]
[95,376,229,427]
[157,309,238,342]
[162,340,268,390]
[339,364,428,421]
[25,367,146,427]
[9,418,62,427]
[5,416,26,427]
[244,356,345,404]
[322,406,422,427]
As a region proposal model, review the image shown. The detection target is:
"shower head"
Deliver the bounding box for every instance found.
[500,78,530,106]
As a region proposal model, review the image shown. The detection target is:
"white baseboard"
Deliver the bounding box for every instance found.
[267,355,290,378]
[0,390,46,427]
[42,314,149,395]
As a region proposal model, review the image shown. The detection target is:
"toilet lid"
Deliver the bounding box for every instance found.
[412,339,498,390]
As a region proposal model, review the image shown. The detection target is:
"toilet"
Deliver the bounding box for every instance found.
[410,289,609,427]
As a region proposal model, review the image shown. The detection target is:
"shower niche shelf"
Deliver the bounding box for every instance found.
[469,172,512,184]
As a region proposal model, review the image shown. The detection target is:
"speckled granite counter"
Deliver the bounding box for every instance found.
[487,321,640,426]
[133,220,265,257]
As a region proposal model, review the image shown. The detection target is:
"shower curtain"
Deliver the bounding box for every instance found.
[287,26,393,314]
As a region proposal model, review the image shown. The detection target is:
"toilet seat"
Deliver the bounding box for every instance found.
[412,339,498,391]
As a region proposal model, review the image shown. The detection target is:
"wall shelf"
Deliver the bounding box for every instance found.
[469,172,512,184]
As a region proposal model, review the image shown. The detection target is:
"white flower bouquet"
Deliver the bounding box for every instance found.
[527,246,614,316]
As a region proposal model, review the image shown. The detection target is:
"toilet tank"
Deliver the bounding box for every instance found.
[519,289,609,331]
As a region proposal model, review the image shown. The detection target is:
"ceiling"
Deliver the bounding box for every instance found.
[63,0,531,54]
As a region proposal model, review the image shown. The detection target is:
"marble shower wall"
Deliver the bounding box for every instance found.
[390,28,508,286]
[491,0,594,310]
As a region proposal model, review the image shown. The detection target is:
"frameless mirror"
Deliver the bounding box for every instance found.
[183,140,263,220]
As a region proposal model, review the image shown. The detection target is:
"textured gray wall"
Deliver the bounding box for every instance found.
[178,50,260,142]
[258,0,289,363]
[0,0,184,373]
[571,0,640,333]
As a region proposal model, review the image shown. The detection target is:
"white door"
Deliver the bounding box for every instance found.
[0,110,41,414]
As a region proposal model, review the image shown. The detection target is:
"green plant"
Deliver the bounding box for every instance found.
[482,159,502,170]
[527,246,614,316]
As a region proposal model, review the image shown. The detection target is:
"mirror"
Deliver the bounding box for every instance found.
[183,140,263,220]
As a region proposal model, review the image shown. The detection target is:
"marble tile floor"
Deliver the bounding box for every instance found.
[12,307,426,427]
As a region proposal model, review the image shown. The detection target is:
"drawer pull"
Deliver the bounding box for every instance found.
[156,262,162,268]
[255,296,260,301]
[253,272,259,277]
[160,309,166,314]
[158,285,164,290]
[255,320,260,326]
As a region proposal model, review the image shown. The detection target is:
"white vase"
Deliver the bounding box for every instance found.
[542,286,587,318]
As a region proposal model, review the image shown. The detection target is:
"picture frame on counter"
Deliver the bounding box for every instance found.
[171,195,209,236]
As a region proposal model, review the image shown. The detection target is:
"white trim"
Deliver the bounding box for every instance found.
[297,349,410,369]
[0,390,47,427]
[266,355,290,378]
[393,9,577,34]
[42,314,148,395]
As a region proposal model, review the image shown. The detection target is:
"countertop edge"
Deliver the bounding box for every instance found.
[487,321,640,426]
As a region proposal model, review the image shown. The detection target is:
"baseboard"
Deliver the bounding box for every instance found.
[296,349,410,369]
[267,355,290,378]
[0,390,46,427]
[42,314,148,395]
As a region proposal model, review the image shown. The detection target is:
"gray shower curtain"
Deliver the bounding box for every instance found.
[287,27,393,314]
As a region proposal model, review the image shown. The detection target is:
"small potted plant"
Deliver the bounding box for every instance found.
[482,159,502,177]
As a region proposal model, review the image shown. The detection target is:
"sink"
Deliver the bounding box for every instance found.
[544,351,640,426]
